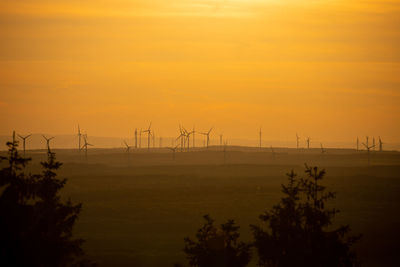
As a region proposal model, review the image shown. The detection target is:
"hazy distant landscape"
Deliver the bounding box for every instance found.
[5,147,399,266]
[1,134,400,151]
[2,0,400,266]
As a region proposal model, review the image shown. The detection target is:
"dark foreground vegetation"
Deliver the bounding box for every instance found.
[5,139,400,266]
[178,166,360,267]
[0,137,94,266]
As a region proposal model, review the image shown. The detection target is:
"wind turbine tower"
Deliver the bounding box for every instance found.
[185,128,195,151]
[296,134,300,149]
[176,126,186,152]
[270,145,276,159]
[306,137,311,149]
[200,127,213,149]
[372,137,376,151]
[142,122,152,151]
[259,127,262,150]
[152,131,156,149]
[379,136,383,152]
[357,137,359,151]
[78,125,82,152]
[139,129,142,148]
[134,128,138,149]
[223,140,228,164]
[320,143,326,154]
[192,126,196,148]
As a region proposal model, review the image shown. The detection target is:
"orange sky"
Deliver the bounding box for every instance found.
[0,0,399,144]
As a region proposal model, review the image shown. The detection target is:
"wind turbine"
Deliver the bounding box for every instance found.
[372,137,376,151]
[296,133,300,149]
[82,135,93,157]
[362,137,375,166]
[320,143,326,154]
[181,126,187,150]
[142,122,152,151]
[184,127,194,151]
[167,144,179,160]
[192,126,196,148]
[378,136,383,152]
[259,127,262,150]
[78,125,82,152]
[270,145,276,159]
[134,128,138,149]
[152,130,156,149]
[124,140,131,153]
[200,127,213,149]
[220,134,223,146]
[306,137,311,149]
[176,126,186,152]
[18,133,31,157]
[357,137,359,151]
[223,140,228,164]
[42,135,55,153]
[139,128,142,148]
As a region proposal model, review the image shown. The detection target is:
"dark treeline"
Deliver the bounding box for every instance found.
[177,165,361,267]
[1,138,360,266]
[0,137,94,266]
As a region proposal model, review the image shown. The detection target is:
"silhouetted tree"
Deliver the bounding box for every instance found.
[183,215,251,267]
[0,138,94,266]
[251,165,360,267]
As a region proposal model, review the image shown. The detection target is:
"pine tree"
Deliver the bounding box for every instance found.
[0,138,94,266]
[251,165,360,267]
[183,215,252,267]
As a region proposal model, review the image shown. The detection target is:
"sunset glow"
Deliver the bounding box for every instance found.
[1,0,399,145]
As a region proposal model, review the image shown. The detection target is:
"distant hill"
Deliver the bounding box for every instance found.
[1,134,399,151]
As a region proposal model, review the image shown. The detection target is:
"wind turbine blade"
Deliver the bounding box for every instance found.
[362,142,367,148]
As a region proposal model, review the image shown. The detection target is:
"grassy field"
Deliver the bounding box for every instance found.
[8,147,400,266]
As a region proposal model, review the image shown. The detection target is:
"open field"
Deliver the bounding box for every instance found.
[2,147,400,266]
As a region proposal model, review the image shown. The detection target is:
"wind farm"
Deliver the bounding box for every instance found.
[2,124,397,167]
[1,125,399,267]
[1,0,400,266]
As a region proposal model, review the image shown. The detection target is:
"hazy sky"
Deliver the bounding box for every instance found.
[1,0,399,143]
